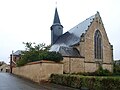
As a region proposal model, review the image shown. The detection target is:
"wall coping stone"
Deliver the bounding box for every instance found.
[27,60,63,65]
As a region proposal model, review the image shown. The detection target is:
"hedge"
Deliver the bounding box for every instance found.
[17,51,63,67]
[39,51,63,62]
[50,74,120,90]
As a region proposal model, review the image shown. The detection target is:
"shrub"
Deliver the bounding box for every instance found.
[38,51,63,62]
[16,51,63,67]
[94,66,112,76]
[73,65,112,76]
[113,61,120,75]
[50,74,81,88]
[50,74,120,90]
[16,42,63,67]
[41,52,63,62]
[16,59,27,67]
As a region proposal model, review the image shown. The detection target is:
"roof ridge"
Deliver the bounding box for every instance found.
[69,14,95,32]
[68,14,95,38]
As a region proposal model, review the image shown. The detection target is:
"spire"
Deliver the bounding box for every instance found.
[53,8,61,24]
[51,7,63,45]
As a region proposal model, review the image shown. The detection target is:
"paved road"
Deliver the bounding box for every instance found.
[0,72,79,90]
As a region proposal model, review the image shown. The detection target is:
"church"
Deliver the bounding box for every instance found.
[50,8,113,73]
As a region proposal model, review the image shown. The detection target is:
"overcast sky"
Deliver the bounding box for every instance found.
[0,0,120,63]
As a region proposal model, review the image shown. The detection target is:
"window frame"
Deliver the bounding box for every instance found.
[94,30,103,59]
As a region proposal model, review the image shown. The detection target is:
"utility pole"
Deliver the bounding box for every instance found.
[10,50,14,73]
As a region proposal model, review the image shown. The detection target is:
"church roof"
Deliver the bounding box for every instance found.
[13,50,22,56]
[59,46,80,57]
[53,8,61,24]
[50,12,97,57]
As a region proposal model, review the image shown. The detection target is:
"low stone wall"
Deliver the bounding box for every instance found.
[103,64,113,72]
[63,57,113,73]
[63,57,85,73]
[12,60,63,83]
[84,62,113,72]
[0,64,10,73]
[84,62,97,72]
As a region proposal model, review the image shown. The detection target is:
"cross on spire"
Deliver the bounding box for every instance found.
[55,1,57,7]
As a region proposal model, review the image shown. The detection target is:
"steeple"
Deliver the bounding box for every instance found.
[50,8,63,45]
[53,8,61,24]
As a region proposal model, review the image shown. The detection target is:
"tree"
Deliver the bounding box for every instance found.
[0,61,5,66]
[21,42,50,62]
[16,42,63,67]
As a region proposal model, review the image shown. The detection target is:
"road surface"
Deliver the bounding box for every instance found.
[0,72,78,90]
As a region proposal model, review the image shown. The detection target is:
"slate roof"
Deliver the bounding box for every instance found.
[53,8,61,24]
[59,46,80,57]
[50,13,97,57]
[13,50,22,56]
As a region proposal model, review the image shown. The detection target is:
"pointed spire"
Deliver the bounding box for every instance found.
[51,7,63,45]
[53,8,61,24]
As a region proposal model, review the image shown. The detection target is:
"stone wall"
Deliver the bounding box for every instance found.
[81,14,113,72]
[103,64,113,72]
[12,60,63,83]
[0,64,10,72]
[84,62,113,72]
[63,57,113,73]
[84,13,113,64]
[63,57,85,73]
[84,62,97,72]
[63,13,113,73]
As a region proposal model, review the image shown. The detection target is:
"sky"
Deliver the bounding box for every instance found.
[0,0,120,63]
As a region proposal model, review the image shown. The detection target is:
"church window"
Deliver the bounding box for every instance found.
[94,30,103,59]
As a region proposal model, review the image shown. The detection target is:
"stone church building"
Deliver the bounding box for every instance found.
[50,8,113,73]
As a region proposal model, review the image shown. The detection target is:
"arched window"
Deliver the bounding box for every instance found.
[94,30,103,59]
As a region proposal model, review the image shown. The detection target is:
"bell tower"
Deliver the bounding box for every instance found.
[50,8,63,45]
